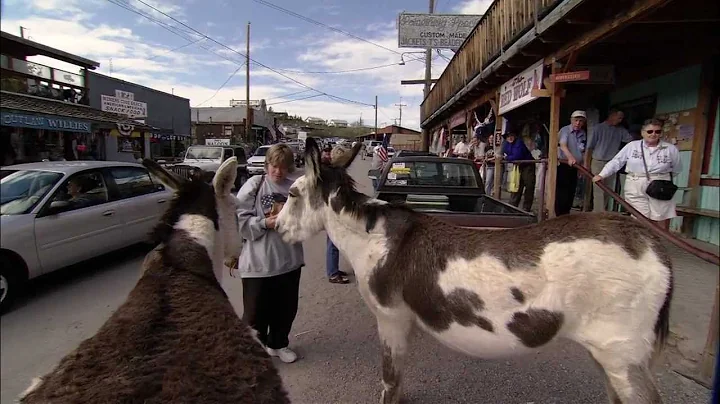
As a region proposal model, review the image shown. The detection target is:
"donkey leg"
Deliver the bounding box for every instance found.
[590,350,662,404]
[591,357,622,404]
[376,312,414,404]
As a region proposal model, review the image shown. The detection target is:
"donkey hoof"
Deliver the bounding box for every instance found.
[380,388,401,404]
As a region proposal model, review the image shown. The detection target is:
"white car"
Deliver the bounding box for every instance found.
[247,145,272,176]
[0,161,174,313]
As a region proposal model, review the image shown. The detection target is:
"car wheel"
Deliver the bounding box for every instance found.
[0,257,25,315]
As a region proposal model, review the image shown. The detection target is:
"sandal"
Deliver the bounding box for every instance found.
[329,274,350,284]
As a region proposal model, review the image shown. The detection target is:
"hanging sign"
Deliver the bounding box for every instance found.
[550,70,591,83]
[498,60,544,115]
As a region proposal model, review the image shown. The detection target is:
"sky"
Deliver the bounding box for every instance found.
[1,0,494,130]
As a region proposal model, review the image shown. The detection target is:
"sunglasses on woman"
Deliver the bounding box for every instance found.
[645,130,662,134]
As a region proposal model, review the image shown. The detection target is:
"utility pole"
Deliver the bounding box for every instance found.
[422,0,435,150]
[374,95,378,135]
[245,21,251,143]
[394,98,407,127]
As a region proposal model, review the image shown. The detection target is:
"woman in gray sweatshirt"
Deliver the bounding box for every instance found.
[235,143,304,363]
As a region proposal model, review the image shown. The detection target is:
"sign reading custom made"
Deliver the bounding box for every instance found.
[100,90,148,118]
[498,60,544,115]
[398,13,482,49]
[1,111,91,133]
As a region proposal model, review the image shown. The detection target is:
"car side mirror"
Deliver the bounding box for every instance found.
[368,169,381,178]
[48,200,71,214]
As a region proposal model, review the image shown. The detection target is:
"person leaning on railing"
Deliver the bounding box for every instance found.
[592,118,682,230]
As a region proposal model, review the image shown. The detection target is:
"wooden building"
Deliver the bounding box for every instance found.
[420,0,719,246]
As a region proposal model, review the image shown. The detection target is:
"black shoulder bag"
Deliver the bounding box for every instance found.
[640,144,677,201]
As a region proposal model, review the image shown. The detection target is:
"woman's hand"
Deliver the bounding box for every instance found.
[265,215,278,229]
[592,175,603,183]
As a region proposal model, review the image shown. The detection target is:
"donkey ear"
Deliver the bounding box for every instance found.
[213,156,238,196]
[142,159,183,190]
[331,142,362,169]
[304,137,321,181]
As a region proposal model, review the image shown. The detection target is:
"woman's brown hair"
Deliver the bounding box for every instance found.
[265,144,295,172]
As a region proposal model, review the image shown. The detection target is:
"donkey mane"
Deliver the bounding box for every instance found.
[318,162,416,233]
[151,179,219,245]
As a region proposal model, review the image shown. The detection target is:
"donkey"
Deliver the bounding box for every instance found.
[19,158,290,404]
[275,138,673,404]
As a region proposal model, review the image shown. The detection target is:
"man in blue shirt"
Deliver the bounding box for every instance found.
[556,110,587,216]
[502,131,536,211]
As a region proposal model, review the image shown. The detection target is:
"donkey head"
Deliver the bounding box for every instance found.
[142,158,242,269]
[276,138,362,243]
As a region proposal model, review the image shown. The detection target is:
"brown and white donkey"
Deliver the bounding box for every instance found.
[275,138,672,404]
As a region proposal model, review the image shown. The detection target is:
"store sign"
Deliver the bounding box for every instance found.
[550,70,591,83]
[206,138,231,146]
[398,13,481,49]
[0,111,91,133]
[498,60,544,115]
[101,90,148,118]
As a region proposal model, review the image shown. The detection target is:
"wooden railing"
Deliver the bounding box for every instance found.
[421,0,559,124]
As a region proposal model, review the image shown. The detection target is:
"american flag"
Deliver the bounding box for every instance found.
[377,133,390,162]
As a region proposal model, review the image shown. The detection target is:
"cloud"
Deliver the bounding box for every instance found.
[453,0,494,15]
[274,26,297,31]
[0,6,439,130]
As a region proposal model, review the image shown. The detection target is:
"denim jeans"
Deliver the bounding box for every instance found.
[326,236,340,277]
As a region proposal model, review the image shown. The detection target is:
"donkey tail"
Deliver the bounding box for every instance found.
[652,265,674,363]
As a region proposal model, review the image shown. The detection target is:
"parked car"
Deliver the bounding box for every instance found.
[0,161,175,313]
[170,145,248,190]
[370,156,536,228]
[247,145,272,176]
[364,140,381,156]
[394,150,435,158]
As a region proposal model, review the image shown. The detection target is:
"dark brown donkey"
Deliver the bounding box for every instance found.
[19,158,290,404]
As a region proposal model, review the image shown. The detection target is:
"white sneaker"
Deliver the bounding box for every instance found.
[266,347,297,363]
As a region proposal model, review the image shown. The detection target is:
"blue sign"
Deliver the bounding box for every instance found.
[0,111,92,133]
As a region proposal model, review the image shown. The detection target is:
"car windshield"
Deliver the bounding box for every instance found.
[384,161,479,188]
[185,146,222,159]
[1,169,64,215]
[254,147,271,156]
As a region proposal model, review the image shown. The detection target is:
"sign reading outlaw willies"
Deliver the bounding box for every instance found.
[1,112,91,133]
[398,13,481,49]
[498,60,544,115]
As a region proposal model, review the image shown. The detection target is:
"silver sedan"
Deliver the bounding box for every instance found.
[0,161,173,313]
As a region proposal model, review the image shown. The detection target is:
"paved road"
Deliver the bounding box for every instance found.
[0,158,710,404]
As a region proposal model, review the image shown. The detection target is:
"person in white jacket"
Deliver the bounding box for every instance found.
[593,118,682,229]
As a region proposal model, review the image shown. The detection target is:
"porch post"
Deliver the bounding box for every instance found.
[545,61,562,219]
[493,91,503,199]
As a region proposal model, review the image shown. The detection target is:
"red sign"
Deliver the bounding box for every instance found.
[550,70,591,83]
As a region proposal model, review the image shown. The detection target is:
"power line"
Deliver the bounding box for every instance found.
[126,0,375,107]
[265,89,316,101]
[268,62,402,75]
[251,0,427,64]
[106,0,245,67]
[112,37,206,74]
[267,93,325,106]
[195,63,246,107]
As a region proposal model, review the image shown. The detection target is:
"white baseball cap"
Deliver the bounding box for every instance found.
[571,110,587,119]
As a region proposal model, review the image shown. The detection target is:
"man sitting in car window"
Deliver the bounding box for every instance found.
[65,177,93,208]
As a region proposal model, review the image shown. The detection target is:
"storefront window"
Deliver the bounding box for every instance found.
[1,127,105,166]
[117,135,145,161]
